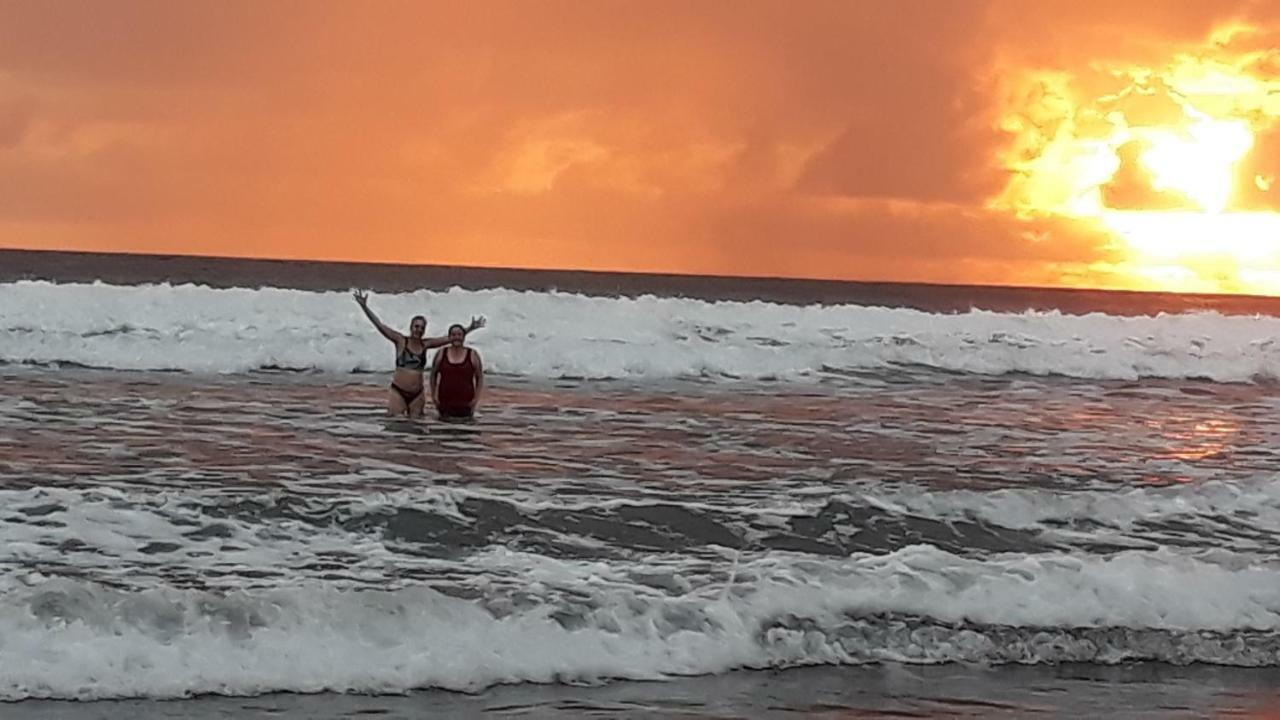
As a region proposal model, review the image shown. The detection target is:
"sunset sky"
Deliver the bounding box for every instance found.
[4,0,1280,292]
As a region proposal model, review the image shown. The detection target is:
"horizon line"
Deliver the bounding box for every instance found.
[4,246,1271,302]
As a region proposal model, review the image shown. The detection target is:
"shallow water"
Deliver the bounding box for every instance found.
[2,365,1279,710]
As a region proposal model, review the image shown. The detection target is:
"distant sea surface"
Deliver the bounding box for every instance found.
[2,249,1279,719]
[11,248,1280,314]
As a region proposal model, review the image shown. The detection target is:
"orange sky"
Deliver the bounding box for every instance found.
[3,0,1280,291]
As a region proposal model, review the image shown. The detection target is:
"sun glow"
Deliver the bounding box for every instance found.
[996,28,1280,294]
[1135,116,1252,213]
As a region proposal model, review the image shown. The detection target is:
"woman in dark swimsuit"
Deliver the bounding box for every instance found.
[430,323,485,421]
[353,290,484,418]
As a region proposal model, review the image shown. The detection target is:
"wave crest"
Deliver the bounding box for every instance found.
[5,281,1280,382]
[3,544,1278,700]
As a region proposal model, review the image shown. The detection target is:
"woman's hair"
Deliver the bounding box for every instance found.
[447,323,465,334]
[411,315,427,325]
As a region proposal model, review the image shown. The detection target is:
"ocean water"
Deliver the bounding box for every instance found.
[2,251,1280,718]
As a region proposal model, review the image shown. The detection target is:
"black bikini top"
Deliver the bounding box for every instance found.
[396,341,428,370]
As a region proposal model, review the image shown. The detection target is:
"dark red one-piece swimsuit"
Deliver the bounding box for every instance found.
[435,348,476,417]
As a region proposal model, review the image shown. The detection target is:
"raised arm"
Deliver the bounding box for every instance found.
[353,290,402,344]
[423,316,487,349]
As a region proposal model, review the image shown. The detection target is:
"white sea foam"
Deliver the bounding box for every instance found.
[840,477,1280,547]
[4,475,1280,594]
[304,476,1280,553]
[1,545,1277,700]
[4,280,1280,381]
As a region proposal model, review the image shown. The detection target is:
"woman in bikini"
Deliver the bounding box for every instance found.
[430,323,485,421]
[353,290,484,418]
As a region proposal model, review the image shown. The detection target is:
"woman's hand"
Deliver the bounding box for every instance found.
[467,316,486,332]
[353,289,369,307]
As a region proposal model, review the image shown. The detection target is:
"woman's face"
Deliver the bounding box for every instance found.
[448,327,465,345]
[409,318,426,338]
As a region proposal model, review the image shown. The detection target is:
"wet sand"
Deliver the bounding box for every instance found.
[9,664,1280,719]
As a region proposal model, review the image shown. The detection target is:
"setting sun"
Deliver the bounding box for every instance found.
[1136,115,1252,213]
[996,24,1280,294]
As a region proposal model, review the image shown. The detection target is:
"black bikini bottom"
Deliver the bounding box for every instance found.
[390,383,424,405]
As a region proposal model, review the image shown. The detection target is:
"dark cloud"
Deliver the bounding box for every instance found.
[1102,140,1199,210]
[784,1,1007,204]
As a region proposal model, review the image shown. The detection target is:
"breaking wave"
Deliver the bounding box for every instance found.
[3,545,1278,700]
[5,281,1280,382]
